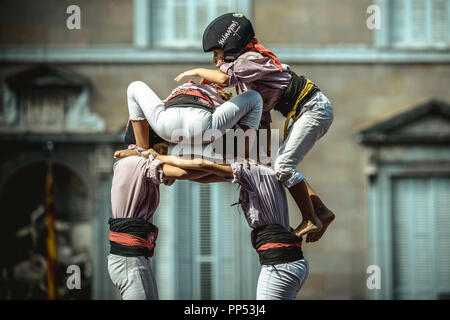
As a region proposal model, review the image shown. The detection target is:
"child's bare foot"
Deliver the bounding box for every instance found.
[114,148,139,159]
[306,206,335,243]
[293,217,322,238]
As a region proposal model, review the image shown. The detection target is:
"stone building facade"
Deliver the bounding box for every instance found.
[0,0,449,299]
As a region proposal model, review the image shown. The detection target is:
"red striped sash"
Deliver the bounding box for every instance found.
[109,231,156,248]
[256,242,302,252]
[165,89,214,106]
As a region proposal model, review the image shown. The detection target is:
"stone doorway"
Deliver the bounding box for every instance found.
[0,161,93,299]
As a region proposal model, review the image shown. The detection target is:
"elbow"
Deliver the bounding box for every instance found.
[218,74,230,86]
[222,76,230,86]
[172,170,190,180]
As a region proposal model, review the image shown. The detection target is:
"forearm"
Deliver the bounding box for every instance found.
[157,155,233,178]
[157,155,205,170]
[161,164,210,180]
[195,68,230,86]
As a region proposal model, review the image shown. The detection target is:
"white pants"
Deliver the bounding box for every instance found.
[274,91,334,188]
[256,258,309,300]
[127,81,263,144]
[108,254,158,300]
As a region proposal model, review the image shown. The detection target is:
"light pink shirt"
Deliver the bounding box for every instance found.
[111,155,174,223]
[220,51,292,122]
[165,82,225,109]
[231,161,290,231]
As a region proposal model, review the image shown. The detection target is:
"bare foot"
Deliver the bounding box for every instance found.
[114,148,139,159]
[293,217,322,238]
[306,206,335,243]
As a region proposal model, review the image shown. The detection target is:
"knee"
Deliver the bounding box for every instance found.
[274,164,305,188]
[320,94,334,124]
[274,158,295,181]
[274,156,287,174]
[245,90,263,110]
[328,104,334,124]
[127,80,147,96]
[274,158,287,179]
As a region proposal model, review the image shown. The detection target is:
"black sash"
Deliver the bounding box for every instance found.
[165,94,215,113]
[108,218,158,258]
[274,70,320,118]
[251,224,304,265]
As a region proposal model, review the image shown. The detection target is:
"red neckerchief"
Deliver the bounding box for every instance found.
[244,37,283,72]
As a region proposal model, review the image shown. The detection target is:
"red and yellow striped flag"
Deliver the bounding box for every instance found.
[45,159,57,300]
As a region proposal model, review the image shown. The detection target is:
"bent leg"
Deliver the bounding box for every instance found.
[289,180,322,237]
[274,91,333,189]
[274,115,326,189]
[114,81,165,158]
[275,92,333,236]
[127,81,164,123]
[114,120,150,158]
[127,80,174,141]
[211,90,263,132]
[131,120,150,149]
[304,180,335,243]
[274,115,323,236]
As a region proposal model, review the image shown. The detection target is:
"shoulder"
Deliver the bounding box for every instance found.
[230,162,251,184]
[114,156,146,174]
[239,50,267,61]
[253,163,276,175]
[220,51,267,71]
[234,51,270,68]
[231,161,276,180]
[230,161,244,177]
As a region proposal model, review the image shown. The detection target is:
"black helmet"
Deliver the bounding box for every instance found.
[202,13,255,62]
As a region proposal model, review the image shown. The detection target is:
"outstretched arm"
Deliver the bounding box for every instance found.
[160,156,233,178]
[142,149,233,178]
[175,68,230,86]
[160,164,211,180]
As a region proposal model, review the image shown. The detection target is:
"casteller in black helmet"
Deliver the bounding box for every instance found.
[202,12,255,62]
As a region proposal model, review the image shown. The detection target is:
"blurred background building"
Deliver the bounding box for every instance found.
[0,0,449,300]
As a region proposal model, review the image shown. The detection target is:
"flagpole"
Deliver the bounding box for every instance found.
[45,141,57,300]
